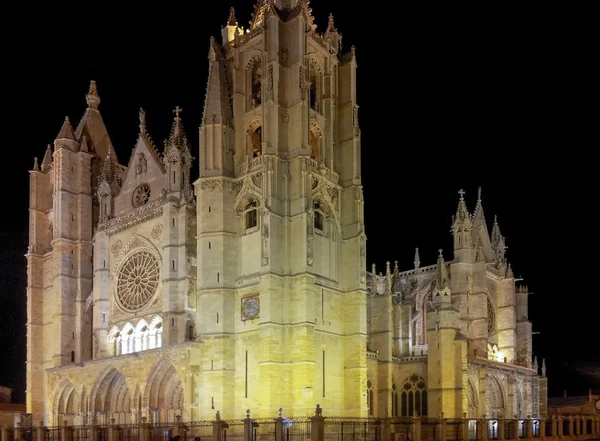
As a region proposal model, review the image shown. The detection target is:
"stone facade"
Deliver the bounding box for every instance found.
[366,190,547,419]
[25,0,545,426]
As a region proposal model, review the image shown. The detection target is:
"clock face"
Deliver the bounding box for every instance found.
[242,296,260,320]
[595,399,600,412]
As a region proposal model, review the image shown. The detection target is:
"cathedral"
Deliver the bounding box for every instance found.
[25,0,546,426]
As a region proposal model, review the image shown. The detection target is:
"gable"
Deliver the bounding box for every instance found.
[114,135,165,217]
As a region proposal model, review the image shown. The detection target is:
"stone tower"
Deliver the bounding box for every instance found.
[194,0,367,417]
[26,82,110,421]
[426,251,466,418]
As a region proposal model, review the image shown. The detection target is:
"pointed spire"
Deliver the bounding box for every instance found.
[542,359,546,377]
[472,187,485,224]
[394,261,399,273]
[98,145,121,188]
[166,106,191,153]
[32,157,39,171]
[386,261,391,278]
[56,116,76,141]
[86,80,101,109]
[203,39,233,126]
[414,248,421,270]
[534,356,539,373]
[228,7,238,26]
[41,144,53,172]
[436,249,449,292]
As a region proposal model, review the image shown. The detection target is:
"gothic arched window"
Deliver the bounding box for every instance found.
[251,126,262,158]
[245,199,259,232]
[249,59,262,108]
[367,380,374,416]
[314,201,324,232]
[401,375,428,416]
[487,295,497,336]
[392,384,399,417]
[308,61,321,113]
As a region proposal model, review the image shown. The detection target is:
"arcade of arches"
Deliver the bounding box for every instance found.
[52,358,183,426]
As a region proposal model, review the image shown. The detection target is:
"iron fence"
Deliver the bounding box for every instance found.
[323,418,380,441]
[184,421,213,441]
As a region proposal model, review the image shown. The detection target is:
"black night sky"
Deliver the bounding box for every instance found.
[1,2,597,404]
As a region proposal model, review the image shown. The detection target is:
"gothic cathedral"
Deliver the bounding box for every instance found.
[25,0,545,426]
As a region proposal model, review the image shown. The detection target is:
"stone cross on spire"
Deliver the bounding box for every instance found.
[458,189,465,199]
[173,106,183,120]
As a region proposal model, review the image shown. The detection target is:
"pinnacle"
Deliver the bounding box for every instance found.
[326,13,336,32]
[86,80,101,109]
[32,157,39,171]
[436,249,449,291]
[56,116,76,140]
[454,188,471,225]
[41,144,53,172]
[228,7,238,26]
[166,106,191,153]
[414,247,420,270]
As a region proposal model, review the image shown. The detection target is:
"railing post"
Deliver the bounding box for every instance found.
[412,412,421,441]
[440,414,447,441]
[525,416,532,439]
[60,421,71,441]
[557,416,564,439]
[37,421,46,441]
[275,408,284,441]
[174,415,184,438]
[480,416,488,441]
[539,418,546,439]
[498,417,505,441]
[140,416,151,441]
[108,419,117,441]
[89,420,97,441]
[462,413,469,441]
[15,423,22,441]
[212,411,228,441]
[310,405,325,441]
[572,416,579,436]
[1,426,7,441]
[381,417,391,441]
[243,409,254,441]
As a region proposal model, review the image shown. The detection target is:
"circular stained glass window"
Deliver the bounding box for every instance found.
[133,183,151,207]
[116,251,160,312]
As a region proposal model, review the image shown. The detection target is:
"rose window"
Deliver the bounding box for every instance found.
[132,183,151,207]
[116,251,160,312]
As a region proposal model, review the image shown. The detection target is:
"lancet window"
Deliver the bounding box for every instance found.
[248,58,262,109]
[308,61,321,113]
[314,200,325,232]
[400,375,428,416]
[244,199,259,232]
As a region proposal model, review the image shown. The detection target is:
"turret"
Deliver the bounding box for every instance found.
[427,249,466,418]
[164,106,193,199]
[222,8,242,45]
[97,147,120,223]
[491,215,507,265]
[452,189,475,262]
[54,116,78,151]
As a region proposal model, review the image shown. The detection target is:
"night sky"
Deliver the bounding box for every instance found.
[1,2,597,404]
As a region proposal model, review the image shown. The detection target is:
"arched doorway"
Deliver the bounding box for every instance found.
[54,380,79,426]
[91,367,131,424]
[144,359,184,423]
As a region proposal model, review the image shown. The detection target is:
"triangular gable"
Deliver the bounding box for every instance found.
[113,134,166,217]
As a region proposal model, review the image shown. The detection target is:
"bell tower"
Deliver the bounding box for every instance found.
[194,0,367,418]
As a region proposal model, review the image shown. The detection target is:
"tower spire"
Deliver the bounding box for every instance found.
[472,187,485,223]
[491,215,502,246]
[454,189,470,223]
[86,80,100,109]
[165,106,190,153]
[139,107,146,133]
[32,157,39,171]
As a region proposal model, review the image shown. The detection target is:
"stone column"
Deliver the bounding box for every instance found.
[381,417,391,441]
[412,413,421,441]
[310,405,325,441]
[1,426,8,441]
[107,419,117,441]
[573,416,579,436]
[15,423,22,441]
